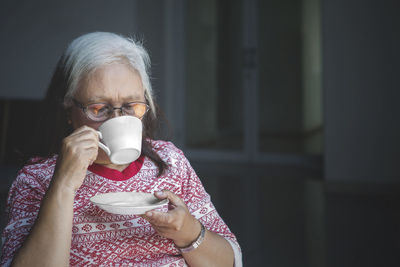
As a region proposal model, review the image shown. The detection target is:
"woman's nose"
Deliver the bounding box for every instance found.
[111,107,123,118]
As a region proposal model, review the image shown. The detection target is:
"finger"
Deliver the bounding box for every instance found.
[155,190,184,207]
[61,137,98,163]
[70,126,100,140]
[144,210,172,226]
[73,145,98,162]
[65,136,99,152]
[145,224,172,238]
[149,225,171,235]
[63,136,99,153]
[69,125,94,136]
[70,129,99,141]
[74,134,100,145]
[81,141,99,151]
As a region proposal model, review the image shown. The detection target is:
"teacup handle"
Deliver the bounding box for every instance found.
[96,131,111,156]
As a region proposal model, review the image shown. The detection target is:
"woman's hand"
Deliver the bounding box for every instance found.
[143,190,202,248]
[11,127,100,267]
[52,126,100,192]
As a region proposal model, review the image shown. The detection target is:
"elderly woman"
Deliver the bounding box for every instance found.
[1,32,241,266]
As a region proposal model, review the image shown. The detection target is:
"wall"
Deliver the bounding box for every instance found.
[302,0,323,154]
[323,0,400,183]
[0,0,138,99]
[323,1,400,266]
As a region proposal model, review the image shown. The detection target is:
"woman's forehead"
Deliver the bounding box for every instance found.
[75,63,145,102]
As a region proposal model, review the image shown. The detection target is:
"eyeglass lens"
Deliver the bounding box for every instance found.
[85,103,148,121]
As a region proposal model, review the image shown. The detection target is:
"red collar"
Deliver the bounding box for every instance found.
[88,156,145,181]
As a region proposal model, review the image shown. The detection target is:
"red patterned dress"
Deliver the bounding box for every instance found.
[1,140,242,266]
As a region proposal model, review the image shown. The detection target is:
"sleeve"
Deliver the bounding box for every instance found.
[178,154,243,267]
[0,166,47,267]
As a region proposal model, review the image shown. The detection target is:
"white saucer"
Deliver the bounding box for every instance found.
[90,192,169,215]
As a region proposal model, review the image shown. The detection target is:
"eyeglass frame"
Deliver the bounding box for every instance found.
[72,99,150,122]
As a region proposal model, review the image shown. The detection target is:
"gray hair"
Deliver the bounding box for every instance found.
[62,32,156,117]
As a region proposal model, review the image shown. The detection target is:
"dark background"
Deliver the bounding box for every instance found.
[1,0,399,266]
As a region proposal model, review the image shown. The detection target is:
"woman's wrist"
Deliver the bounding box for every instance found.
[52,162,87,193]
[48,175,78,201]
[174,218,202,248]
[177,222,206,253]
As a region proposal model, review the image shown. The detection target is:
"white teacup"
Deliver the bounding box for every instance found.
[97,116,142,165]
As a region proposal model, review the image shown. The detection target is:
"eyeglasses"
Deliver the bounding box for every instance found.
[73,99,149,122]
